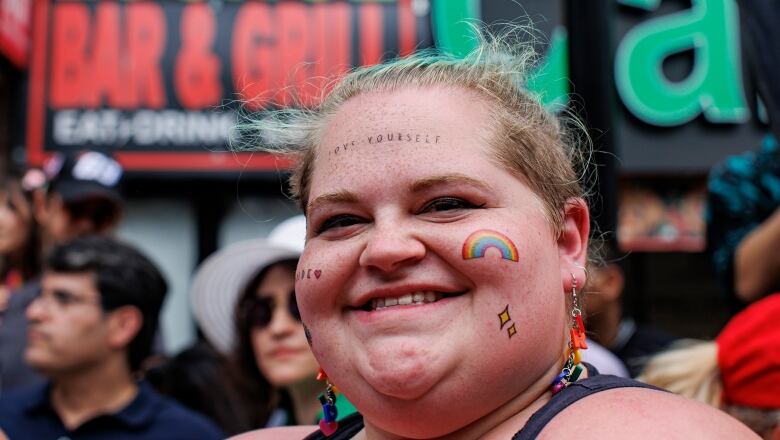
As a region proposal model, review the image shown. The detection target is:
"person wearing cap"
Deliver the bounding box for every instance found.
[35,150,124,250]
[639,293,780,438]
[191,215,355,429]
[0,150,125,393]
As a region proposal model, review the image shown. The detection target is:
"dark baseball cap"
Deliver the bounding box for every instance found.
[44,151,124,206]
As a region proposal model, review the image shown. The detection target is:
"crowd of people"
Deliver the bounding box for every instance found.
[0,6,779,439]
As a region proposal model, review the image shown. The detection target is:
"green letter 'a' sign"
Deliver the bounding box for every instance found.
[615,0,747,126]
[431,0,569,109]
[526,27,569,110]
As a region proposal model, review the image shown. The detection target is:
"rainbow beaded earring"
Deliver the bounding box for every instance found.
[316,368,339,436]
[550,273,588,395]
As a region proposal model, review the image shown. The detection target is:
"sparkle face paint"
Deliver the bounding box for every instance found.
[498,305,517,339]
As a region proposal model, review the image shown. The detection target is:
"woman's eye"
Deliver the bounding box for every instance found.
[420,197,483,213]
[317,214,365,233]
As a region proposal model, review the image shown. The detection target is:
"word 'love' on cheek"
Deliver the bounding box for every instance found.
[498,304,517,339]
[462,229,519,262]
[297,269,323,281]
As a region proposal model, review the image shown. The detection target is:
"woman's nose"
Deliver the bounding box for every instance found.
[267,303,298,336]
[358,219,426,273]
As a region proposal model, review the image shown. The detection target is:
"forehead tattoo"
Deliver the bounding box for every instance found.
[327,132,442,156]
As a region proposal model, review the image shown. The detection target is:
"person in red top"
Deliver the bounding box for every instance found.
[640,293,780,438]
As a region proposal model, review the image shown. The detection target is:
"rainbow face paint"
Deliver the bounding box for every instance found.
[462,229,519,262]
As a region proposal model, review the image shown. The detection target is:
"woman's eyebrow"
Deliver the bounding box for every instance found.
[307,190,359,213]
[409,173,493,194]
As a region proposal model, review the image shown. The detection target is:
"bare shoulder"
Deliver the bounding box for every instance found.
[229,426,318,440]
[540,387,759,440]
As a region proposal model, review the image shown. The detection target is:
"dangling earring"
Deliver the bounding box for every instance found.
[317,368,339,436]
[550,273,588,395]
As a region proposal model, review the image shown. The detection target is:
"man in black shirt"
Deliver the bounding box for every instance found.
[0,236,222,439]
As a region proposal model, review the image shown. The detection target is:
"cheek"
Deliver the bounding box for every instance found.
[294,246,358,372]
[10,219,29,244]
[250,328,266,364]
[0,215,27,243]
[54,318,110,359]
[48,214,67,236]
[0,212,10,229]
[294,246,351,322]
[458,227,562,329]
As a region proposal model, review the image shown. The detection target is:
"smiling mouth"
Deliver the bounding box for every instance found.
[361,290,466,312]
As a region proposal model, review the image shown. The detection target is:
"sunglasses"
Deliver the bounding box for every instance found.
[243,290,301,329]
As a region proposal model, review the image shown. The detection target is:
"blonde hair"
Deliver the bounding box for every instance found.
[236,25,591,238]
[637,340,722,407]
[639,340,780,436]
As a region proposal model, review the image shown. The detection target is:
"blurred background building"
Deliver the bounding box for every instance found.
[0,0,763,353]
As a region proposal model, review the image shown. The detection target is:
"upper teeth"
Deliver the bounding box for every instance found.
[371,291,442,310]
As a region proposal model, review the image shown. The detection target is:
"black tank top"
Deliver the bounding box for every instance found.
[303,372,661,440]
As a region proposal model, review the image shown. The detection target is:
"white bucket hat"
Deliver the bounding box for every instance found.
[190,215,307,354]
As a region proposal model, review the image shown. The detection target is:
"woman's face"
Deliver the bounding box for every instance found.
[250,263,319,387]
[0,188,32,256]
[298,86,588,436]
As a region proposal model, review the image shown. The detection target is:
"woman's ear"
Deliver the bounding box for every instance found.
[558,198,590,290]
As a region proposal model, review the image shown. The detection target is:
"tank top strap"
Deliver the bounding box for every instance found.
[302,412,365,440]
[303,369,661,440]
[513,370,662,440]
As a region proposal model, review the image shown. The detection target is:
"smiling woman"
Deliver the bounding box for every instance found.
[232,26,758,440]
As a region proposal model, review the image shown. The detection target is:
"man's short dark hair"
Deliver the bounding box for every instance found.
[45,235,167,372]
[61,197,123,232]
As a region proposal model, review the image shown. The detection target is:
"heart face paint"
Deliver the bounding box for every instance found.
[296,268,322,281]
[462,230,519,262]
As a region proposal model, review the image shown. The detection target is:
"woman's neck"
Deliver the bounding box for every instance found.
[359,349,580,440]
[286,375,323,425]
[360,376,555,440]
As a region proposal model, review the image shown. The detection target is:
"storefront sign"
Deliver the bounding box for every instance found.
[27,0,429,171]
[0,0,31,68]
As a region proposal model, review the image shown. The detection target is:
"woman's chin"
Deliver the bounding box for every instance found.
[358,348,444,401]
